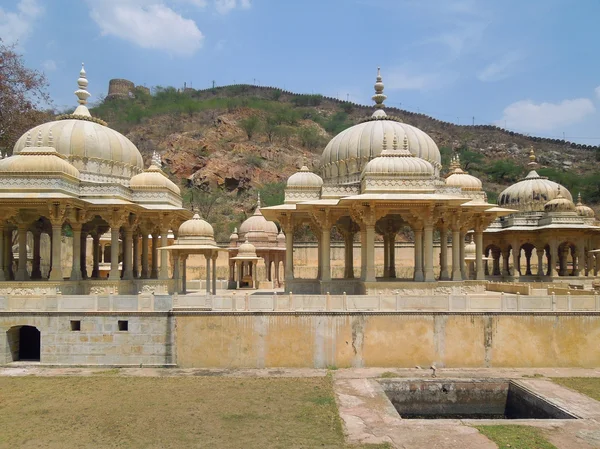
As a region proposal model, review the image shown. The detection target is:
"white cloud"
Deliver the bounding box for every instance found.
[385,66,457,91]
[0,0,43,46]
[87,0,204,56]
[477,51,525,82]
[215,0,251,14]
[496,98,596,132]
[595,86,600,100]
[42,59,57,72]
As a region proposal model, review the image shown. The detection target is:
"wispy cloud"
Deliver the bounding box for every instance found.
[477,51,525,82]
[595,86,600,101]
[496,98,596,132]
[87,0,204,56]
[385,65,457,91]
[214,0,251,14]
[0,0,43,46]
[42,59,57,72]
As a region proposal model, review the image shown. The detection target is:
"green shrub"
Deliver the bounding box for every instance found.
[239,116,261,140]
[244,154,264,168]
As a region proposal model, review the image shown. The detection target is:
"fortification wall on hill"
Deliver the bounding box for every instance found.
[107,79,150,100]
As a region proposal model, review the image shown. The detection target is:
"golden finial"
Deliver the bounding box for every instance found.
[528,146,538,169]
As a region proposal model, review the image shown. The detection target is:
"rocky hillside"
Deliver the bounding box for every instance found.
[91,85,600,240]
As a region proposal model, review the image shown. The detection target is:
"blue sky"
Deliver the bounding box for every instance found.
[2,0,600,144]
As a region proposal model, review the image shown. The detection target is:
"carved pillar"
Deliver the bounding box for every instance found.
[122,227,133,280]
[70,224,82,281]
[511,241,520,279]
[383,234,389,278]
[587,251,593,277]
[92,234,100,278]
[173,253,180,293]
[31,230,42,280]
[80,230,88,279]
[3,228,10,280]
[321,223,331,282]
[549,241,559,277]
[141,233,149,279]
[159,230,169,280]
[343,232,354,279]
[389,233,396,278]
[502,247,510,277]
[475,229,484,280]
[284,223,294,281]
[49,223,63,281]
[182,255,188,294]
[536,247,544,277]
[451,229,461,281]
[459,231,467,280]
[212,254,217,295]
[492,248,501,276]
[365,223,376,282]
[524,247,533,276]
[150,232,159,279]
[439,228,449,281]
[109,226,120,280]
[596,253,600,276]
[205,254,211,294]
[360,226,367,281]
[132,233,140,279]
[15,224,29,281]
[236,260,242,288]
[414,226,424,282]
[424,224,435,282]
[0,224,5,282]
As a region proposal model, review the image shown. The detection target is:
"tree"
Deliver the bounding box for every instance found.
[239,115,261,140]
[0,40,51,155]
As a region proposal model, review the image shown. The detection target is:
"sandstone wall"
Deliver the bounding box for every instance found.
[175,313,600,369]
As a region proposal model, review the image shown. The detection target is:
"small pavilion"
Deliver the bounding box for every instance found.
[228,194,285,289]
[161,214,226,294]
[230,239,262,289]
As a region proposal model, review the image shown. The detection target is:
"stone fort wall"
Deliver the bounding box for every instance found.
[107,79,150,100]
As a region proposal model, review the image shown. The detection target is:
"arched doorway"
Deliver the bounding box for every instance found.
[6,326,41,361]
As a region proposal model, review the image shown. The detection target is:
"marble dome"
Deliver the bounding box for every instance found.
[575,193,595,218]
[238,195,279,237]
[362,135,434,178]
[445,155,482,191]
[544,190,575,213]
[287,165,324,189]
[12,65,143,185]
[320,69,441,184]
[178,214,216,244]
[0,131,80,179]
[130,152,180,195]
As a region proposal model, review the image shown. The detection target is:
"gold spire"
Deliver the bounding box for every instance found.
[528,146,538,169]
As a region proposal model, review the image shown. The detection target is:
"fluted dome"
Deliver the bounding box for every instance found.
[445,156,482,191]
[498,170,572,212]
[362,135,434,177]
[544,190,575,213]
[178,214,216,245]
[320,69,441,184]
[0,131,80,179]
[287,165,324,189]
[239,196,278,237]
[237,239,258,258]
[13,65,143,185]
[130,153,180,194]
[575,193,595,218]
[465,237,476,256]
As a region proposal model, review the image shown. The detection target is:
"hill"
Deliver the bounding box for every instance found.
[91,84,600,241]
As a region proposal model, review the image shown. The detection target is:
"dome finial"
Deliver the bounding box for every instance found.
[403,135,409,152]
[48,130,54,147]
[257,192,261,208]
[382,134,388,151]
[151,150,161,167]
[528,146,538,169]
[36,130,43,147]
[372,66,387,111]
[25,131,32,147]
[75,62,91,106]
[577,192,583,205]
[392,134,399,151]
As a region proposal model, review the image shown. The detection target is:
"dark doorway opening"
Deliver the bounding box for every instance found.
[7,326,41,361]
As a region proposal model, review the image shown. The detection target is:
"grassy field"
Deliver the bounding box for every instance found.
[0,374,390,449]
[551,377,600,401]
[475,425,558,449]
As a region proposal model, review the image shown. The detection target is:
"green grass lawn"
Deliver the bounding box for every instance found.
[475,425,558,449]
[551,377,600,401]
[0,375,390,449]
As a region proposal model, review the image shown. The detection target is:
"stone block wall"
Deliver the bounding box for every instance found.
[0,314,174,366]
